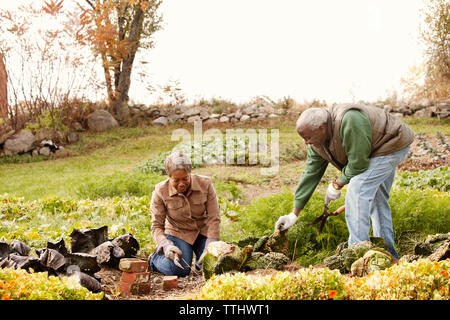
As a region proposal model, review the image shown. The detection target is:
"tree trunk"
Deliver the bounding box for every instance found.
[111,5,144,121]
[0,54,8,118]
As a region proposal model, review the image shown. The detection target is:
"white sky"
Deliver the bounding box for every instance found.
[1,0,427,105]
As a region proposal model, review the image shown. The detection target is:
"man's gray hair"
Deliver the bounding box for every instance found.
[165,151,192,176]
[296,108,328,132]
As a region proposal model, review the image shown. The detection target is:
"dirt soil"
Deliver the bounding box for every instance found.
[397,134,449,171]
[97,263,305,300]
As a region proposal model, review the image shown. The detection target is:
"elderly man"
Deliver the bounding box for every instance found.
[149,151,220,276]
[275,104,415,259]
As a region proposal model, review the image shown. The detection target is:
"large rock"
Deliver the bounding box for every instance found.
[414,108,433,118]
[152,116,168,126]
[187,115,202,123]
[87,110,119,132]
[167,114,184,124]
[39,146,51,156]
[240,115,251,122]
[3,131,36,155]
[184,107,201,117]
[204,118,219,125]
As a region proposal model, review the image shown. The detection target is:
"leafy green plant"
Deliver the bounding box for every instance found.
[0,267,103,300]
[394,166,449,192]
[192,259,450,300]
[192,266,346,300]
[344,259,450,300]
[24,109,68,133]
[135,151,172,175]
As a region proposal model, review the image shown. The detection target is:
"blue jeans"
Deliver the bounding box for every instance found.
[149,234,207,277]
[345,146,410,259]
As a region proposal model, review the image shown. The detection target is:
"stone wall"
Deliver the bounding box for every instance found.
[0,98,448,157]
[130,98,450,127]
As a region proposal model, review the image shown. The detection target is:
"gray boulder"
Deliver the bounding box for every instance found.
[87,110,119,132]
[3,131,36,155]
[167,114,184,124]
[152,116,168,126]
[209,113,221,119]
[187,115,202,123]
[414,108,433,118]
[200,110,210,119]
[204,118,219,125]
[184,107,201,117]
[39,146,51,156]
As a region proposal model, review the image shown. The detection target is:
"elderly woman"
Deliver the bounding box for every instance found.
[148,151,221,276]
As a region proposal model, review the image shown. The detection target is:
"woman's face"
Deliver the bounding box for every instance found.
[169,169,191,194]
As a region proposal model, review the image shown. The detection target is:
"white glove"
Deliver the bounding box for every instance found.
[197,238,219,265]
[156,238,182,260]
[275,211,298,231]
[325,183,341,205]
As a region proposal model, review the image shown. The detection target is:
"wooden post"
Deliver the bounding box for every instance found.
[0,54,8,118]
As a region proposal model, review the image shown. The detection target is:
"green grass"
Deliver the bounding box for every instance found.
[403,117,450,135]
[0,117,447,201]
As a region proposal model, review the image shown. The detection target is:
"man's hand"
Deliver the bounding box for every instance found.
[275,211,298,231]
[325,182,341,205]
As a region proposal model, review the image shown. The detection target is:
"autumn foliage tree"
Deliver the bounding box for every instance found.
[401,0,450,101]
[76,0,163,121]
[0,1,100,130]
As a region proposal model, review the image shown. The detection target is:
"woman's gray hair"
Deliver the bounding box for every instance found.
[165,151,192,176]
[296,108,328,132]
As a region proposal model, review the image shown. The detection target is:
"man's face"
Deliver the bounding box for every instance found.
[297,125,328,148]
[170,169,191,194]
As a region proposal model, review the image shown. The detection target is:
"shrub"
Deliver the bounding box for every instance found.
[193,266,345,300]
[0,268,103,300]
[394,166,449,192]
[344,259,450,300]
[193,259,450,300]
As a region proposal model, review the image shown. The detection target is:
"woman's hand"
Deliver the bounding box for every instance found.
[157,238,182,260]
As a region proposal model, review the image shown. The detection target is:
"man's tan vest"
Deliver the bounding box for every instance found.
[312,103,415,171]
